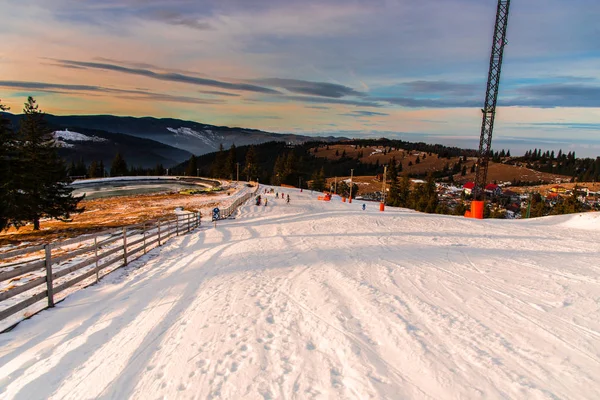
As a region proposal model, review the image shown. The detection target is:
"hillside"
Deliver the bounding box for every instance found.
[1,188,599,399]
[2,113,343,156]
[52,128,193,168]
[313,144,570,184]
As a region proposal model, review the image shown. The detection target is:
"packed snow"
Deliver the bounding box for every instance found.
[167,127,224,148]
[1,188,599,399]
[53,130,107,148]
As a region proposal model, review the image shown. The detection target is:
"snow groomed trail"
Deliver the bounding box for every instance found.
[1,187,599,399]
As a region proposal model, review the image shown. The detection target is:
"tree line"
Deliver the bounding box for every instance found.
[513,148,600,182]
[0,98,84,231]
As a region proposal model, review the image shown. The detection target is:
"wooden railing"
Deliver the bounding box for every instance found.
[0,212,200,326]
[0,183,260,330]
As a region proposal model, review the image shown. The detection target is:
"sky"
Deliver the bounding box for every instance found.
[1,0,600,156]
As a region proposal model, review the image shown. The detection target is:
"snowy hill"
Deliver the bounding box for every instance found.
[0,191,599,399]
[53,129,108,148]
[2,113,344,156]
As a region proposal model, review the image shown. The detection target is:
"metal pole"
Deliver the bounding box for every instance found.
[334,176,337,194]
[236,163,240,182]
[349,169,354,203]
[45,244,54,307]
[94,235,99,282]
[123,227,128,265]
[143,222,147,254]
[197,168,199,177]
[157,220,162,246]
[382,165,388,205]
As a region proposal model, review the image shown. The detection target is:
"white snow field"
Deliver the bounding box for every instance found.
[1,188,599,400]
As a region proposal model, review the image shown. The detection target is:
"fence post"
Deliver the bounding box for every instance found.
[143,222,147,254]
[123,226,128,265]
[198,212,201,227]
[45,244,54,308]
[187,214,191,232]
[94,235,99,282]
[176,217,180,236]
[158,220,162,246]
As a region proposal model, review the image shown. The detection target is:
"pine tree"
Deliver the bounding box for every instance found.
[87,160,99,178]
[0,100,19,230]
[185,155,198,177]
[211,144,226,178]
[398,174,411,207]
[16,97,84,230]
[244,146,259,181]
[225,144,237,180]
[110,152,128,177]
[386,157,399,206]
[272,154,285,185]
[310,167,326,191]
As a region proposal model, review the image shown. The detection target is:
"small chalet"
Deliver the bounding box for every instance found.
[485,183,502,196]
[463,182,476,195]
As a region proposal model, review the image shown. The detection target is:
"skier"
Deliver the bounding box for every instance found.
[362,204,366,211]
[286,194,290,204]
[265,198,268,207]
[276,192,278,198]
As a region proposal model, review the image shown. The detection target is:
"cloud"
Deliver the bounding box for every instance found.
[148,10,212,30]
[53,59,281,94]
[340,110,389,117]
[0,80,224,105]
[402,80,479,96]
[377,97,480,108]
[282,95,383,108]
[255,78,363,98]
[305,105,330,110]
[510,83,600,107]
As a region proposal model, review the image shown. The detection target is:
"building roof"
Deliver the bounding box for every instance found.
[485,183,499,191]
[463,182,476,189]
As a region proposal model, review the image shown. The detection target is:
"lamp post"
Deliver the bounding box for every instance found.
[197,168,199,177]
[348,169,354,203]
[236,163,240,182]
[380,165,387,212]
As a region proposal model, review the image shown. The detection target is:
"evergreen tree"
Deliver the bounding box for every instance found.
[244,146,259,181]
[398,174,411,207]
[110,152,128,177]
[0,100,19,230]
[15,97,84,230]
[154,163,166,176]
[211,143,226,178]
[461,165,467,176]
[225,144,237,180]
[185,155,198,177]
[272,154,285,185]
[87,160,100,178]
[386,157,399,206]
[310,167,326,191]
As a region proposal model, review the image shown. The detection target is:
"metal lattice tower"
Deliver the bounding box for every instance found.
[474,0,511,199]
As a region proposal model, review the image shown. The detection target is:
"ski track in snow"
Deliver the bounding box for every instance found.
[0,188,599,399]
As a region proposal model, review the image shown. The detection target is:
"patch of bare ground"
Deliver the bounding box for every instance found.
[507,182,600,194]
[312,144,570,185]
[0,188,239,249]
[454,162,569,185]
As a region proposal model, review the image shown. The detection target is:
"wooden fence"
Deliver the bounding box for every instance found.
[0,212,200,325]
[0,183,259,328]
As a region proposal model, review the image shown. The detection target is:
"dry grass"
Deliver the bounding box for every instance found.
[0,188,238,248]
[312,144,570,185]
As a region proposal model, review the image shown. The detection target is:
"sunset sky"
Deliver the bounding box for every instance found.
[1,0,599,155]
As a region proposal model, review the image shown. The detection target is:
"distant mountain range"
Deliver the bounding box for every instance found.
[2,113,343,168]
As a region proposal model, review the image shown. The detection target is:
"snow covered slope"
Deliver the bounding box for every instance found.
[0,190,599,399]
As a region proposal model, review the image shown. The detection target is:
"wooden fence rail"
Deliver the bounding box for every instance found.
[0,212,200,325]
[0,184,259,329]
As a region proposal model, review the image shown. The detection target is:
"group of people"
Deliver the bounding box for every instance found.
[257,189,290,207]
